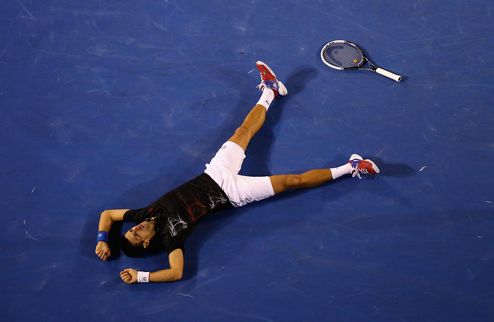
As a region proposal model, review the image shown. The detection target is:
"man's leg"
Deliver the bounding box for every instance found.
[270,169,333,194]
[270,155,380,194]
[226,154,379,207]
[228,103,267,151]
[228,61,287,151]
[204,61,287,206]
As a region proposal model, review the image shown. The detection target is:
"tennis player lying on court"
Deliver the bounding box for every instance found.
[95,61,380,284]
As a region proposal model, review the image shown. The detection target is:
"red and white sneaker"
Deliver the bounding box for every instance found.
[348,154,380,179]
[255,61,288,98]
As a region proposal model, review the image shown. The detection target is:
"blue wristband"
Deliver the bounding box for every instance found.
[97,231,109,243]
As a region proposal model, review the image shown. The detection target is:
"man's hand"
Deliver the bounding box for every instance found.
[95,241,111,261]
[120,268,138,284]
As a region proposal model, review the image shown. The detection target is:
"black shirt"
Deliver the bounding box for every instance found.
[123,173,232,254]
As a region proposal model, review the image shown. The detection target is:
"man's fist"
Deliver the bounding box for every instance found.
[120,268,138,284]
[95,241,111,261]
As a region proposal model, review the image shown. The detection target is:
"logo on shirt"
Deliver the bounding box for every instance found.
[168,214,188,237]
[208,194,229,209]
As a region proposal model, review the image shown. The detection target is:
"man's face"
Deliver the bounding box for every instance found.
[124,220,156,247]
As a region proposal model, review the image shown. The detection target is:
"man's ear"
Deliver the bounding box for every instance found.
[142,239,150,249]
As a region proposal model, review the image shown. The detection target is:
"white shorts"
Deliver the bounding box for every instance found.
[204,141,275,207]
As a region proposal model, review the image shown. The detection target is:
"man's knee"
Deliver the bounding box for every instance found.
[234,126,253,139]
[284,174,303,189]
[228,126,252,151]
[271,174,305,194]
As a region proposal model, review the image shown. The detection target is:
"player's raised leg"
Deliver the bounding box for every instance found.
[270,154,380,194]
[228,61,288,151]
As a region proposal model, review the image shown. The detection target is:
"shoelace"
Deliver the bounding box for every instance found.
[257,80,278,91]
[351,169,361,179]
[351,160,369,179]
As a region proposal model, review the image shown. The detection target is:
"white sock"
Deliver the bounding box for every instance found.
[330,163,352,180]
[256,88,275,110]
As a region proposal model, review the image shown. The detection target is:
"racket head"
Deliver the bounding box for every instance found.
[320,40,365,70]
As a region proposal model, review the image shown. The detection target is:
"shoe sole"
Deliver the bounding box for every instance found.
[365,159,380,174]
[256,61,277,78]
[277,81,288,96]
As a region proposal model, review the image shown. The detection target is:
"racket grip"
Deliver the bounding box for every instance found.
[375,68,402,82]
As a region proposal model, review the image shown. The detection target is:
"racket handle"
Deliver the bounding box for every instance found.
[375,68,402,82]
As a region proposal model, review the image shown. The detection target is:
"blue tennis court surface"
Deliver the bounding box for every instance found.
[1,1,493,321]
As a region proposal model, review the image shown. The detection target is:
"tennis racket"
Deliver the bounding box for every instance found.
[320,40,403,82]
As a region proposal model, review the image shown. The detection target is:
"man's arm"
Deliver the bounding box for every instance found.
[95,209,128,261]
[120,248,184,284]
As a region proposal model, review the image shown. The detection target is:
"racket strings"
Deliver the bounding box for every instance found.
[323,44,364,69]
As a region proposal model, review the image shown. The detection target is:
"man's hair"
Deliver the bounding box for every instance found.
[120,235,148,257]
[120,234,162,257]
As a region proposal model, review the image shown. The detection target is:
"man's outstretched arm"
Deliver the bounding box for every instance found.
[95,209,128,261]
[120,248,184,284]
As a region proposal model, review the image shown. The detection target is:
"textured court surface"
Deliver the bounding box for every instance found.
[1,1,493,321]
